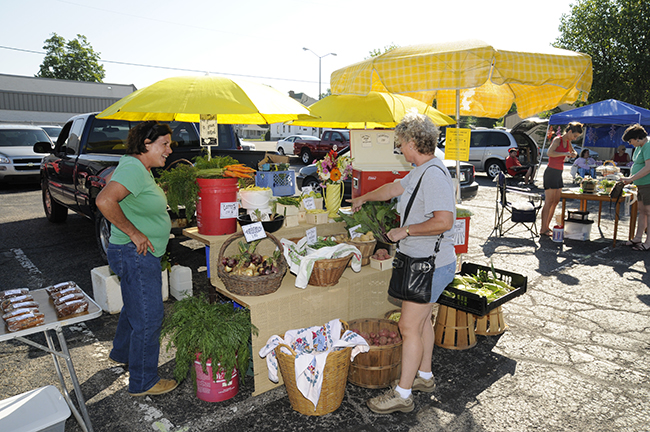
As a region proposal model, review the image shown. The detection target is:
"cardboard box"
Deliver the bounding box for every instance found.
[370,257,394,271]
[0,385,70,432]
[306,212,329,225]
[283,214,299,228]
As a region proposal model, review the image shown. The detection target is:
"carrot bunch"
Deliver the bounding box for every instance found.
[223,164,256,179]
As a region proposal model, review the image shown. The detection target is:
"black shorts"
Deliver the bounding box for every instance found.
[543,167,563,190]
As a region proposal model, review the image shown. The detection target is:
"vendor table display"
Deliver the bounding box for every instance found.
[560,189,638,247]
[0,287,102,432]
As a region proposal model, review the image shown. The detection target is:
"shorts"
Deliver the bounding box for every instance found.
[636,184,650,204]
[543,167,563,190]
[429,261,457,303]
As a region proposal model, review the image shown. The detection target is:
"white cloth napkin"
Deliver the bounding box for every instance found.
[258,318,369,410]
[280,237,362,288]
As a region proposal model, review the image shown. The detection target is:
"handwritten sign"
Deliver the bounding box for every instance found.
[305,227,317,245]
[242,222,267,243]
[444,128,471,161]
[349,224,363,239]
[220,202,238,219]
[453,218,466,246]
[199,114,219,147]
[302,186,313,195]
[302,197,316,210]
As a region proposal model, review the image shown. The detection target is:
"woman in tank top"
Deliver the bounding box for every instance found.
[540,122,583,236]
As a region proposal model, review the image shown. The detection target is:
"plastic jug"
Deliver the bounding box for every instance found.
[170,265,193,300]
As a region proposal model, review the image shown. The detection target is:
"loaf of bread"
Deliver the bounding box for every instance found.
[0,288,30,301]
[1,294,35,311]
[45,281,78,295]
[55,299,89,318]
[3,301,39,313]
[3,307,40,321]
[50,286,82,300]
[53,292,85,307]
[6,312,45,332]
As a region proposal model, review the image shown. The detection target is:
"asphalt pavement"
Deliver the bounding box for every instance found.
[1,164,649,432]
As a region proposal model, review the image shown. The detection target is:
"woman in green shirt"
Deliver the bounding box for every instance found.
[96,121,177,396]
[621,124,650,251]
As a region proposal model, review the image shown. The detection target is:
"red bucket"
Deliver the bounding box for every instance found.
[196,178,238,236]
[194,354,239,402]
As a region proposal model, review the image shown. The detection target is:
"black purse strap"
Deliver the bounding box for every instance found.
[399,163,447,253]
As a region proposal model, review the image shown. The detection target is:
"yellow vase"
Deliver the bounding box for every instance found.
[325,183,344,218]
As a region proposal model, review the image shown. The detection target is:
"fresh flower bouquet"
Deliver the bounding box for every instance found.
[316,150,353,185]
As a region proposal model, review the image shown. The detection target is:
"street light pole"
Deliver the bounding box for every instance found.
[303,48,336,100]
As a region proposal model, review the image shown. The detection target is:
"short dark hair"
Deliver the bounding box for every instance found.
[622,124,647,142]
[580,148,590,158]
[565,122,584,134]
[126,121,172,155]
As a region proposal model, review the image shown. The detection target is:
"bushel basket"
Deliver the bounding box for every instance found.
[308,254,352,286]
[275,320,352,416]
[345,239,376,266]
[217,232,287,296]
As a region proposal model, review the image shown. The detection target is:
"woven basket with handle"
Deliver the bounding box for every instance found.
[217,232,287,296]
[275,320,351,416]
[345,239,376,266]
[287,237,353,286]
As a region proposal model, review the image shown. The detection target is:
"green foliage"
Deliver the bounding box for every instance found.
[193,155,239,170]
[366,44,400,59]
[36,33,105,82]
[160,294,258,384]
[157,164,200,222]
[336,201,399,243]
[554,0,650,107]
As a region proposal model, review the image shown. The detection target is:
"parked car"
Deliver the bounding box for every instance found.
[276,135,318,156]
[39,125,63,143]
[294,130,350,164]
[439,128,539,179]
[0,125,52,184]
[296,147,478,201]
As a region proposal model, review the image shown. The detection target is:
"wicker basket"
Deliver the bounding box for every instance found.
[309,254,352,286]
[275,321,352,416]
[345,239,376,266]
[596,160,620,176]
[347,318,401,388]
[216,232,287,296]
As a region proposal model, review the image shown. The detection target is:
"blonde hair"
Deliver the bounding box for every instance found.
[395,111,440,155]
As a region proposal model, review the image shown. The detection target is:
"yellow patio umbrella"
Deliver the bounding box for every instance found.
[288,91,456,129]
[330,40,593,119]
[97,75,311,124]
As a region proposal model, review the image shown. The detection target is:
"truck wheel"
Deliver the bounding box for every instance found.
[301,149,312,165]
[485,160,505,179]
[302,176,322,194]
[277,147,285,156]
[96,212,111,263]
[42,180,67,223]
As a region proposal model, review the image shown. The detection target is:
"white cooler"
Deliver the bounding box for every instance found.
[0,386,71,432]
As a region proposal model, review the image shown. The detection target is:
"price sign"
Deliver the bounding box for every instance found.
[305,227,317,245]
[199,114,219,146]
[220,202,238,219]
[303,197,316,210]
[302,186,313,195]
[444,128,471,161]
[349,224,363,239]
[242,222,267,243]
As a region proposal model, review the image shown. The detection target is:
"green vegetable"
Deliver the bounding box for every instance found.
[309,237,339,249]
[336,201,399,244]
[276,197,301,207]
[447,272,515,303]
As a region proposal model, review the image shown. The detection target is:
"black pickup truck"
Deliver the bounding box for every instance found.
[33,112,267,261]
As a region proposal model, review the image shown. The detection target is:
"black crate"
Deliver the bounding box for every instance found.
[437,262,528,316]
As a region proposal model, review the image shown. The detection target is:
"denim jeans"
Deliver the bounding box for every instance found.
[578,167,596,178]
[107,242,163,393]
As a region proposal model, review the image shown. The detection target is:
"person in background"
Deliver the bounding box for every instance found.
[96,121,178,396]
[620,124,650,251]
[613,144,631,166]
[573,148,597,178]
[540,122,582,237]
[349,112,456,414]
[505,147,534,184]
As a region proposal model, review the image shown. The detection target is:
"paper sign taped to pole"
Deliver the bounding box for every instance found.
[445,128,471,161]
[200,114,219,146]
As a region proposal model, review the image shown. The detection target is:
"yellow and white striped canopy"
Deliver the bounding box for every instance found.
[330,40,593,119]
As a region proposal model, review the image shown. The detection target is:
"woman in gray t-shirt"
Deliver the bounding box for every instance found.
[349,112,456,414]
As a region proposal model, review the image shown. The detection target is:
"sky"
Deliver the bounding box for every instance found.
[0,0,576,99]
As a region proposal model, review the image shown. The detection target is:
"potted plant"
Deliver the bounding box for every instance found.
[160,294,258,399]
[157,155,256,235]
[599,178,616,194]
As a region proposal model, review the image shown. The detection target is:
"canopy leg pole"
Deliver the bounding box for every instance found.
[455,90,461,203]
[536,124,551,183]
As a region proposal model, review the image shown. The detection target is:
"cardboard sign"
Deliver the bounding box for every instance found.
[305,227,317,245]
[349,224,363,239]
[453,218,466,246]
[220,202,238,219]
[199,114,219,146]
[242,222,267,242]
[302,197,316,210]
[445,128,471,161]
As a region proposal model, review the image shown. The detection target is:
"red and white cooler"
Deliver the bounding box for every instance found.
[350,130,412,198]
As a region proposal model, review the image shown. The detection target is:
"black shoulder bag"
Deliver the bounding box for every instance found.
[388,165,445,304]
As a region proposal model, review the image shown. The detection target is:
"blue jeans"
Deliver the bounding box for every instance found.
[107,242,163,393]
[429,261,457,303]
[578,167,596,178]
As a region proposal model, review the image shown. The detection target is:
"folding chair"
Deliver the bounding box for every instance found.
[491,172,543,239]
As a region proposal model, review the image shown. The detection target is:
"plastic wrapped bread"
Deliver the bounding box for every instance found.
[45,281,78,296]
[6,311,45,332]
[53,292,85,307]
[55,299,89,318]
[1,294,35,311]
[3,301,39,313]
[50,286,83,301]
[3,307,40,321]
[0,288,29,301]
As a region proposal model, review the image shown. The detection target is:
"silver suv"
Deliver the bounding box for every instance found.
[441,128,539,179]
[0,125,52,184]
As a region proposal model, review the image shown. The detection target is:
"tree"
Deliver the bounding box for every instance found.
[554,0,650,108]
[366,44,399,59]
[36,33,105,82]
